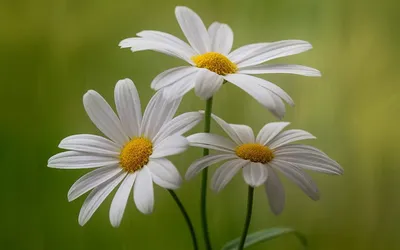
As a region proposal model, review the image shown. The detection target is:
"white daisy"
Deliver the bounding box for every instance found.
[119,6,321,118]
[185,114,343,214]
[48,78,203,227]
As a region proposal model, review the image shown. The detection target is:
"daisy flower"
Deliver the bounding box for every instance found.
[119,6,321,118]
[185,114,343,214]
[48,78,203,227]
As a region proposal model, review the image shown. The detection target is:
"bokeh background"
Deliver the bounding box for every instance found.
[2,0,400,249]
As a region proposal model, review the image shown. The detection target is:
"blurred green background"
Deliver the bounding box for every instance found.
[1,0,400,249]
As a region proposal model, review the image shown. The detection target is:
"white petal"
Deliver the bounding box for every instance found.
[229,124,255,144]
[252,76,295,106]
[119,37,193,64]
[265,167,285,215]
[212,159,249,192]
[137,30,197,58]
[274,144,332,158]
[208,22,220,40]
[238,64,321,77]
[256,122,290,145]
[59,134,120,156]
[114,78,142,138]
[78,172,126,226]
[162,76,196,101]
[187,133,236,153]
[273,145,343,175]
[234,40,313,68]
[208,22,234,54]
[227,74,294,106]
[270,161,319,200]
[185,154,238,180]
[83,90,129,146]
[151,135,188,158]
[269,93,286,119]
[151,66,199,90]
[275,158,341,175]
[133,167,154,214]
[224,74,281,118]
[274,144,340,165]
[242,162,268,187]
[194,69,224,100]
[175,6,210,54]
[109,173,136,227]
[268,129,316,149]
[153,111,204,145]
[147,158,182,189]
[140,90,182,139]
[210,113,242,145]
[48,151,119,169]
[228,43,269,63]
[68,165,122,202]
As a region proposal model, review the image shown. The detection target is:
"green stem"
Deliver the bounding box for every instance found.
[201,97,213,250]
[238,186,255,250]
[168,190,199,250]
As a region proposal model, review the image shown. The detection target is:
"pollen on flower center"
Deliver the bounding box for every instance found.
[192,52,237,75]
[235,143,274,164]
[120,137,153,172]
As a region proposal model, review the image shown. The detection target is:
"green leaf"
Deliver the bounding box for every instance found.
[221,227,308,250]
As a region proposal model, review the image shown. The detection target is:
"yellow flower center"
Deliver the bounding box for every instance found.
[235,143,274,164]
[120,137,153,172]
[192,52,237,75]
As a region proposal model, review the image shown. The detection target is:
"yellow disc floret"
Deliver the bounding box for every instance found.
[120,137,153,172]
[235,143,274,163]
[192,52,237,75]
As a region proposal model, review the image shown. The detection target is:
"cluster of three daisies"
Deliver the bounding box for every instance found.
[48,6,343,227]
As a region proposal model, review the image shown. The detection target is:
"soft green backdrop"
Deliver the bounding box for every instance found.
[1,0,399,249]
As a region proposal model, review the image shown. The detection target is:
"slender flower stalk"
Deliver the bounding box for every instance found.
[201,97,213,250]
[238,186,255,250]
[168,190,198,250]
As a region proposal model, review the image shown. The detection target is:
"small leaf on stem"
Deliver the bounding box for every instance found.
[221,227,307,250]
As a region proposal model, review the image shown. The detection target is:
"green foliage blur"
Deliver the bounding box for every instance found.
[1,0,399,249]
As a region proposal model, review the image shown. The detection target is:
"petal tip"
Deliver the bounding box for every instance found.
[271,208,284,215]
[110,220,120,228]
[47,156,57,166]
[119,38,133,48]
[83,90,97,101]
[336,167,344,175]
[175,6,189,13]
[211,186,221,193]
[185,168,196,181]
[117,78,134,86]
[135,30,145,37]
[78,218,87,227]
[67,188,76,202]
[140,208,153,215]
[67,194,74,202]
